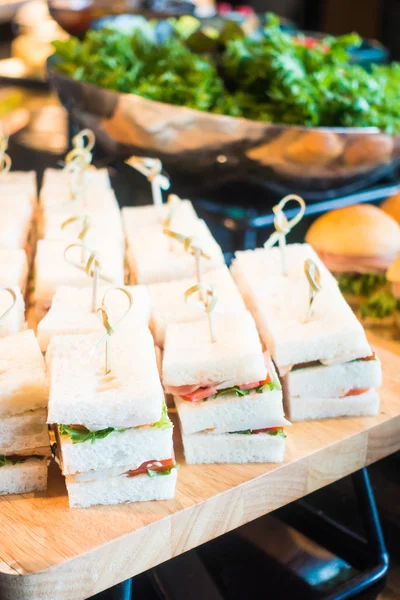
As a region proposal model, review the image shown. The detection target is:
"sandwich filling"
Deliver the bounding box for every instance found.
[337,273,387,297]
[316,250,396,276]
[284,352,376,377]
[166,352,280,402]
[124,457,177,478]
[0,454,46,467]
[204,427,286,437]
[59,403,172,444]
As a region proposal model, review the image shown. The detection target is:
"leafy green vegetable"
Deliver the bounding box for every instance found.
[147,464,179,477]
[0,455,25,467]
[229,428,287,437]
[213,386,250,399]
[59,403,171,445]
[152,403,173,431]
[52,13,400,130]
[337,273,387,297]
[212,378,279,400]
[256,381,276,393]
[59,424,126,444]
[360,291,400,319]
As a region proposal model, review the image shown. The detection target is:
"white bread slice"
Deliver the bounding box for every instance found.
[0,457,48,496]
[122,201,198,232]
[148,266,246,347]
[40,210,124,246]
[0,199,33,251]
[0,286,25,337]
[37,284,150,352]
[39,187,118,219]
[175,388,288,435]
[126,219,225,284]
[287,389,380,421]
[1,171,37,200]
[57,422,174,474]
[34,239,125,320]
[0,249,29,293]
[181,430,286,464]
[0,330,48,418]
[65,468,177,508]
[163,311,266,388]
[285,356,382,398]
[231,248,371,371]
[233,244,338,285]
[41,167,111,190]
[47,328,165,429]
[0,409,49,455]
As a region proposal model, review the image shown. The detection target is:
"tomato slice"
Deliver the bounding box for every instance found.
[360,352,376,361]
[251,427,284,435]
[344,388,369,397]
[124,457,175,477]
[257,374,272,386]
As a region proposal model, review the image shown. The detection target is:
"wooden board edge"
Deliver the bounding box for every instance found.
[1,423,399,600]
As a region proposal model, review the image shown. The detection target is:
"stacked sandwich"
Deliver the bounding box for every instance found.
[123,200,225,284]
[34,167,125,321]
[306,205,400,325]
[163,311,288,464]
[47,325,177,508]
[0,330,50,495]
[0,249,28,294]
[0,169,37,261]
[231,244,382,421]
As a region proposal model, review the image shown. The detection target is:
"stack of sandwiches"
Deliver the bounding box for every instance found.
[0,330,50,495]
[0,249,28,294]
[231,244,382,421]
[0,286,25,338]
[33,166,126,322]
[47,326,177,508]
[0,170,37,261]
[162,311,288,464]
[123,201,225,284]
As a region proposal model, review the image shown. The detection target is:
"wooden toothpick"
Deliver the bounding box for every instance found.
[125,156,170,217]
[0,287,16,331]
[304,258,322,322]
[96,287,133,374]
[264,194,306,276]
[185,282,218,344]
[64,243,114,313]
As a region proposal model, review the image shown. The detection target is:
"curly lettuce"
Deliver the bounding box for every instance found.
[360,291,400,319]
[338,273,387,297]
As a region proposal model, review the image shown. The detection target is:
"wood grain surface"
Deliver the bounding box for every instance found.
[0,334,399,600]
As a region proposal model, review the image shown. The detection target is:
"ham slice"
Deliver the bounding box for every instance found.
[316,249,397,275]
[166,352,274,401]
[392,282,400,299]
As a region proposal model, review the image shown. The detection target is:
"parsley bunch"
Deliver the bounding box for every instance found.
[52,14,400,132]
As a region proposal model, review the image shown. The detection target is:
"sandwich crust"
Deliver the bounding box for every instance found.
[306,204,400,257]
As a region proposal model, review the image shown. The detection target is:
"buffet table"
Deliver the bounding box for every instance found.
[0,332,399,600]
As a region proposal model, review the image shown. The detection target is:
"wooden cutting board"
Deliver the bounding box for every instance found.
[0,334,399,600]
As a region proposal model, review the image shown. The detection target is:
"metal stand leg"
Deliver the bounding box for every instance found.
[88,578,132,600]
[276,467,389,599]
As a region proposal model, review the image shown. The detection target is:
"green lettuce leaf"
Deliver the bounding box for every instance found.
[152,403,173,430]
[337,273,387,297]
[360,291,400,319]
[59,424,126,445]
[229,428,287,438]
[51,14,400,132]
[0,455,27,467]
[147,464,179,477]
